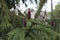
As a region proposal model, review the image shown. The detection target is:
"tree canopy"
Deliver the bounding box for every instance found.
[0,0,60,40]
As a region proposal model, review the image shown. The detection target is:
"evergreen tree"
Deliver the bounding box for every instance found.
[0,0,59,40]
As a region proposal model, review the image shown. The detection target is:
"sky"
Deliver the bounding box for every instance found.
[42,0,59,12]
[18,0,59,12]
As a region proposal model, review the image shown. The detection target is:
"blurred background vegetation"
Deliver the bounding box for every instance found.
[0,0,60,40]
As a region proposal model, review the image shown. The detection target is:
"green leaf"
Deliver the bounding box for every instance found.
[7,28,25,40]
[34,0,47,19]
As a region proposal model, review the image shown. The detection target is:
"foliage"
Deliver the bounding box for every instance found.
[7,28,25,40]
[34,0,47,19]
[48,3,60,40]
[0,0,60,40]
